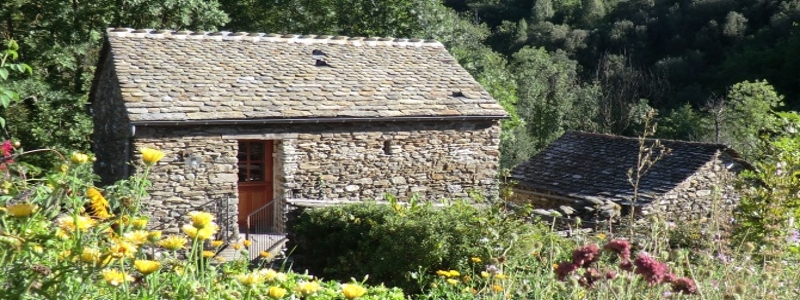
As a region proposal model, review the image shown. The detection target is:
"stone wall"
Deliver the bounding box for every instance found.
[644,151,741,222]
[131,135,240,241]
[126,120,501,240]
[91,48,133,185]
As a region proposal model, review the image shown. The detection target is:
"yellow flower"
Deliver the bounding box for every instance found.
[494,273,507,280]
[597,233,607,240]
[86,187,112,220]
[131,218,148,229]
[202,250,215,258]
[123,230,150,245]
[243,239,252,247]
[437,270,460,278]
[342,284,368,299]
[182,223,218,240]
[260,269,278,281]
[6,203,37,217]
[140,147,164,166]
[81,247,102,263]
[492,284,503,292]
[32,244,43,254]
[70,152,89,164]
[159,235,187,251]
[295,281,321,296]
[108,241,137,258]
[188,211,214,229]
[260,251,271,259]
[210,240,224,248]
[101,269,134,287]
[134,260,161,275]
[233,243,242,250]
[57,215,96,232]
[470,256,482,263]
[267,286,288,299]
[147,231,162,243]
[446,279,459,285]
[481,271,490,278]
[236,271,264,287]
[58,164,69,173]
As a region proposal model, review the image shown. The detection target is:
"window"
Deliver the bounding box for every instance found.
[238,141,268,182]
[383,140,393,155]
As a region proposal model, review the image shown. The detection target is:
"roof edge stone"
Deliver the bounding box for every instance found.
[106,28,445,48]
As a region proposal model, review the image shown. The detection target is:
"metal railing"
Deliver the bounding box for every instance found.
[245,197,285,260]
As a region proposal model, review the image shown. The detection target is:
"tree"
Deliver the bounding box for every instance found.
[593,54,667,135]
[580,0,606,26]
[532,0,555,23]
[508,47,597,167]
[0,40,32,129]
[721,80,784,159]
[0,0,229,169]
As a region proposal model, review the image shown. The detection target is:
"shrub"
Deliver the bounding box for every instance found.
[287,198,545,292]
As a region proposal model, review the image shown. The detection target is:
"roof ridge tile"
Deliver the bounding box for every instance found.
[106,28,444,48]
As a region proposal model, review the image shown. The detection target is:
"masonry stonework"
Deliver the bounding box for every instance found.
[128,120,500,240]
[643,152,740,221]
[509,150,741,224]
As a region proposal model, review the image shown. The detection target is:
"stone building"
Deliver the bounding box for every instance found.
[90,28,507,240]
[509,132,751,224]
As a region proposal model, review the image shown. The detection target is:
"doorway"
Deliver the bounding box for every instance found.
[237,140,274,231]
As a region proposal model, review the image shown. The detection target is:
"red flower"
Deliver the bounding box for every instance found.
[603,239,631,260]
[554,262,579,281]
[605,270,617,279]
[620,259,634,272]
[633,253,670,285]
[0,140,14,169]
[572,244,601,267]
[580,268,602,287]
[671,277,698,295]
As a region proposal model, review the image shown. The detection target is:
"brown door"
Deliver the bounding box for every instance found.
[237,140,274,230]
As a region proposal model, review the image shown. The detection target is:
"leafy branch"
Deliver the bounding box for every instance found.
[0,39,33,129]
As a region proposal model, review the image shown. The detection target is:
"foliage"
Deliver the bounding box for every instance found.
[722,80,784,159]
[0,39,32,129]
[0,145,404,299]
[733,111,800,261]
[0,0,229,170]
[287,197,546,293]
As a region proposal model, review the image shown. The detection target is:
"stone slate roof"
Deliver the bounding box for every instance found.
[101,28,507,122]
[510,132,742,205]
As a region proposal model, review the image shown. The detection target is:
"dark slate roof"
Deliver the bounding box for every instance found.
[102,28,507,122]
[510,132,742,205]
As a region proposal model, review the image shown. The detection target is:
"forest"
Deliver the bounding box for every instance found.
[2,0,799,170]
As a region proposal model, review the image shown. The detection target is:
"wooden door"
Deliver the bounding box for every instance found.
[237,140,274,230]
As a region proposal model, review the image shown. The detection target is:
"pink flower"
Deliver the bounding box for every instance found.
[572,244,601,267]
[580,268,602,287]
[605,270,617,279]
[633,253,670,285]
[620,259,634,271]
[0,140,14,169]
[603,239,631,260]
[554,262,579,281]
[671,277,698,295]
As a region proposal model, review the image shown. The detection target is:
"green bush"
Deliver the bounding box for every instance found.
[287,199,544,293]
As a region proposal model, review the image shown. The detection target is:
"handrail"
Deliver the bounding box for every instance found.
[244,197,283,260]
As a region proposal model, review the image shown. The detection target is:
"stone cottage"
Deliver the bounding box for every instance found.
[509,132,751,224]
[90,28,507,240]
